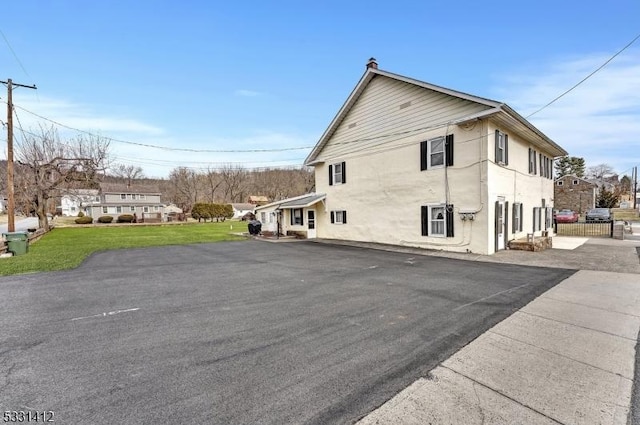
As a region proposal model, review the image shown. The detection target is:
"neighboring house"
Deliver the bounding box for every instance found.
[255,193,326,236]
[554,175,597,215]
[163,204,184,221]
[89,183,164,222]
[231,203,255,219]
[292,58,567,255]
[0,195,6,213]
[58,189,101,216]
[248,195,269,206]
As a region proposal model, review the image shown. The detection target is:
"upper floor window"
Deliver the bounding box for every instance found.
[495,130,509,165]
[557,181,564,186]
[529,148,537,174]
[330,210,347,224]
[120,194,126,199]
[573,179,579,185]
[329,162,346,185]
[421,134,454,171]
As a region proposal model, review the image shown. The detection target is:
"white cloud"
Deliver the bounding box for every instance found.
[234,89,262,97]
[493,50,640,175]
[12,95,165,136]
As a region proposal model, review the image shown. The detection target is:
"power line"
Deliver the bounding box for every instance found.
[0,29,34,81]
[526,32,640,118]
[14,104,314,153]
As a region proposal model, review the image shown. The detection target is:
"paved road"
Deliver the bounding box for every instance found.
[0,241,574,424]
[0,217,39,234]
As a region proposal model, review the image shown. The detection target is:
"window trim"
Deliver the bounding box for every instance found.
[290,208,304,226]
[421,204,454,238]
[329,161,346,185]
[330,210,347,224]
[495,130,509,165]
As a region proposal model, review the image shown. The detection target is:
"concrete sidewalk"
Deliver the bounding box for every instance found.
[357,269,640,425]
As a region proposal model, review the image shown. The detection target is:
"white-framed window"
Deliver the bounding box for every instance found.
[143,206,149,213]
[127,194,132,199]
[140,194,146,200]
[557,181,564,186]
[330,210,347,224]
[291,208,303,225]
[116,206,122,213]
[95,196,100,202]
[132,194,137,200]
[261,212,266,222]
[130,206,135,212]
[329,162,346,185]
[496,131,508,164]
[120,194,126,199]
[429,137,445,167]
[103,206,108,214]
[421,204,454,237]
[512,202,523,232]
[529,148,537,174]
[154,206,159,211]
[71,206,76,212]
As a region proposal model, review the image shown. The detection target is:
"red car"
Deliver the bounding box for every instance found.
[555,210,579,223]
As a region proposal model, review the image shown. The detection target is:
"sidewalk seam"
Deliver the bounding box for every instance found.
[487,329,632,386]
[541,295,640,318]
[440,365,566,425]
[518,309,638,342]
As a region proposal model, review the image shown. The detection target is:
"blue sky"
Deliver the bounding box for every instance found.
[2,1,639,178]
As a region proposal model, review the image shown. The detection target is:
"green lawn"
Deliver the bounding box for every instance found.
[0,221,248,276]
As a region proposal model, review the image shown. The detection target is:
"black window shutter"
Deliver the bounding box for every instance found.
[420,141,428,171]
[539,153,543,176]
[446,204,454,237]
[534,151,537,174]
[504,134,509,165]
[341,161,346,184]
[328,165,333,186]
[528,148,532,173]
[290,211,294,226]
[445,134,454,167]
[300,209,303,226]
[421,206,428,236]
[504,202,509,248]
[519,203,523,231]
[342,211,347,224]
[330,211,335,223]
[494,130,500,162]
[512,203,517,233]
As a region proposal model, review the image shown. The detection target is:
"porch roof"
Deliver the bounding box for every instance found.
[277,194,326,209]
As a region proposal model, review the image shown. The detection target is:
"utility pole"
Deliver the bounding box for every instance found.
[2,79,37,233]
[634,166,638,210]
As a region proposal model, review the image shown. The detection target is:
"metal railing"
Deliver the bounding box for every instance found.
[554,220,613,237]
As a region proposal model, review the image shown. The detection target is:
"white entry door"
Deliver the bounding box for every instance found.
[307,210,316,239]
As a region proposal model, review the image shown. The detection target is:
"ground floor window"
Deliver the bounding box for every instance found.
[330,210,347,224]
[291,208,303,225]
[421,204,454,237]
[512,203,523,232]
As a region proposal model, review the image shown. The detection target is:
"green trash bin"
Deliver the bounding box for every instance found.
[2,231,29,256]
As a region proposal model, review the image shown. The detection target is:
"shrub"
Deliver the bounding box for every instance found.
[75,216,93,224]
[117,214,134,223]
[98,215,113,223]
[77,211,85,218]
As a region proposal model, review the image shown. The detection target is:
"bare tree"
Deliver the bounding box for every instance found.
[220,164,247,203]
[167,167,201,213]
[586,163,616,181]
[203,167,224,203]
[15,125,110,230]
[110,163,145,186]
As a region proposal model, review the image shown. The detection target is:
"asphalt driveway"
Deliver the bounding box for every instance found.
[0,240,575,424]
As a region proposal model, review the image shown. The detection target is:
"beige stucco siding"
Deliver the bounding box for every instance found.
[486,121,556,253]
[316,123,492,254]
[315,75,493,163]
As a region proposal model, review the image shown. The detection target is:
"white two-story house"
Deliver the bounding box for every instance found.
[260,59,567,255]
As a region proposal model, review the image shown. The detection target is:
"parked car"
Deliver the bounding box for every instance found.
[555,210,579,223]
[585,208,611,222]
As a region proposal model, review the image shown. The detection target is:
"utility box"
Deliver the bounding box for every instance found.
[2,231,29,256]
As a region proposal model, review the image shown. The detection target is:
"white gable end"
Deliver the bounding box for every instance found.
[315,75,494,162]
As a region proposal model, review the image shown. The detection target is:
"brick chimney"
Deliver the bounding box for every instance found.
[366,57,378,70]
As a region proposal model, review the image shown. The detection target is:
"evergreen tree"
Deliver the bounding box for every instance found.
[554,156,585,178]
[596,186,619,208]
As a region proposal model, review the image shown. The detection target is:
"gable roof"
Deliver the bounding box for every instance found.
[231,203,255,211]
[304,65,567,165]
[99,183,161,194]
[556,175,596,187]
